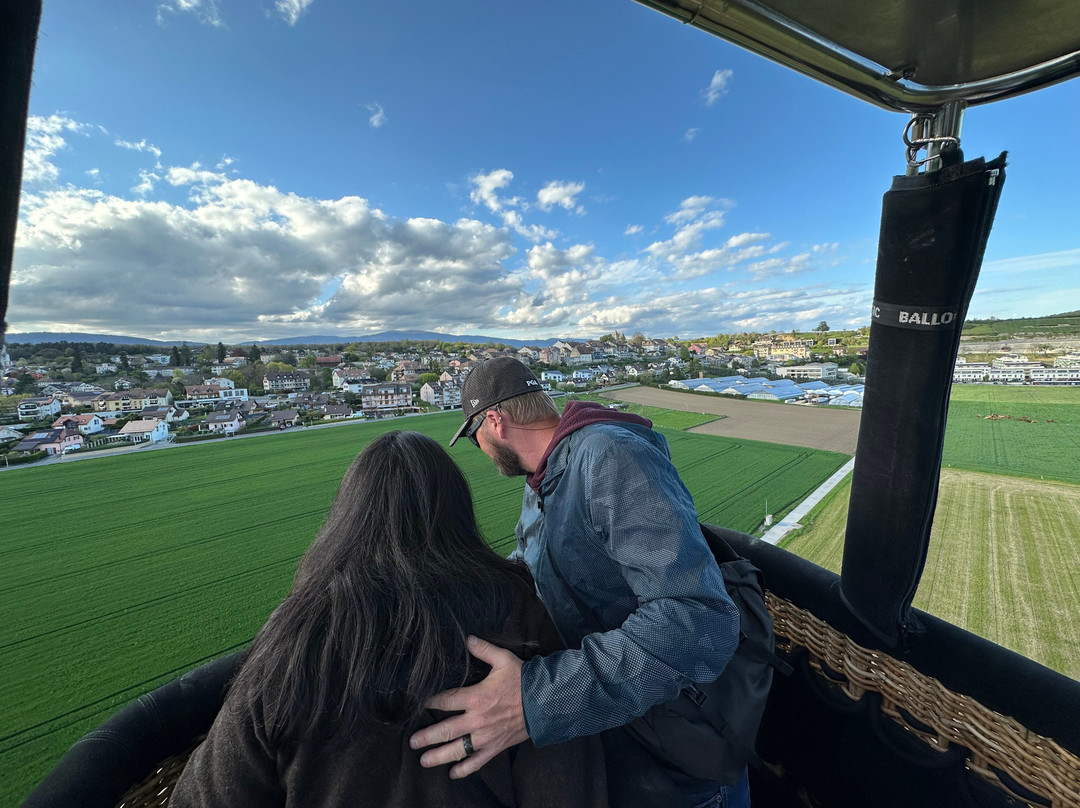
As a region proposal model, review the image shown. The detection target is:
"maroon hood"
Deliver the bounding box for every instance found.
[527,400,652,492]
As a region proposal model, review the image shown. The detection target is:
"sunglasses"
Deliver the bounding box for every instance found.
[465,403,500,448]
[465,414,484,447]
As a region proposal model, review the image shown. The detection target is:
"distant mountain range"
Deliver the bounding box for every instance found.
[4,330,576,349]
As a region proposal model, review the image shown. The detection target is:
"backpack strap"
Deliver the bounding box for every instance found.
[740,634,794,677]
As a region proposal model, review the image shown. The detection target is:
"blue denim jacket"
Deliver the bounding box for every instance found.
[512,422,740,746]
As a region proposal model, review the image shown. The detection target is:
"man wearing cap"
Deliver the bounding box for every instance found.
[409,357,744,807]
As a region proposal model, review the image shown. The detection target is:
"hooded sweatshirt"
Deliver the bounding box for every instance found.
[527,400,652,493]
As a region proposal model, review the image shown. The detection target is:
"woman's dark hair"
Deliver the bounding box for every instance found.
[233,430,531,745]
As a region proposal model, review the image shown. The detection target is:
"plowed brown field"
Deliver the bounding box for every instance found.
[600,386,861,454]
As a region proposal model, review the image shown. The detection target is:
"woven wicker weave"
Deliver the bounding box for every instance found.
[767,592,1080,808]
[115,739,202,808]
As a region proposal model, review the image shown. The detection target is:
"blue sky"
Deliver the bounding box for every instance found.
[11,0,1080,343]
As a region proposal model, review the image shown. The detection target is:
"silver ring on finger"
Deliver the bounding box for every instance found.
[462,733,475,758]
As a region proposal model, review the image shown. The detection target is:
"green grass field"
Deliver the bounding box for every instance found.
[942,385,1080,483]
[0,412,847,805]
[780,468,1080,680]
[565,393,723,431]
[783,385,1080,678]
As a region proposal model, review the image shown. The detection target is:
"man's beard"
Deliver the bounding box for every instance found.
[490,439,528,477]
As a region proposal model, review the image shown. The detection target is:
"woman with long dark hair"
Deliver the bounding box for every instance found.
[171,430,607,807]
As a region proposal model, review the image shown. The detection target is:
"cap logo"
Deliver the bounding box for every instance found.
[471,398,480,407]
[526,380,538,386]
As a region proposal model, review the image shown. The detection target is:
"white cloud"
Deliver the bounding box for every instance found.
[725,232,769,249]
[469,169,515,213]
[166,162,227,187]
[275,0,315,25]
[13,167,531,340]
[684,128,701,142]
[665,195,715,226]
[133,171,160,196]
[648,210,727,261]
[22,115,90,183]
[13,114,879,340]
[702,69,733,106]
[501,209,557,242]
[747,252,812,278]
[536,180,585,214]
[115,138,163,160]
[466,170,556,240]
[157,0,224,28]
[366,102,387,128]
[980,248,1080,276]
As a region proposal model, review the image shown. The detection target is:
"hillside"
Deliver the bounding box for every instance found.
[961,311,1080,340]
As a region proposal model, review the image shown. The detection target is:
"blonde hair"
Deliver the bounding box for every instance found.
[499,391,559,425]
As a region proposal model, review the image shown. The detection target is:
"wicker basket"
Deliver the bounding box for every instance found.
[767,592,1080,808]
[115,740,202,808]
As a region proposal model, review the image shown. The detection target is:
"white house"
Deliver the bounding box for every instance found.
[420,381,462,410]
[18,396,62,421]
[270,409,301,428]
[0,425,24,442]
[320,405,353,420]
[360,383,413,414]
[52,413,105,434]
[204,412,243,434]
[184,384,250,404]
[541,370,565,382]
[566,344,604,366]
[118,418,170,443]
[775,362,839,381]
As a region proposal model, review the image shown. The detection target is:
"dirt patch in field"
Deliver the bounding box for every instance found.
[599,387,862,454]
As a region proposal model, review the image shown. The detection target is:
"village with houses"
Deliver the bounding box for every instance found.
[2,323,1079,465]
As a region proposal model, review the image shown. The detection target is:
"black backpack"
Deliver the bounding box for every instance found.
[545,522,790,785]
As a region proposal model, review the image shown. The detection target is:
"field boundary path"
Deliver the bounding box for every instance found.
[761,457,856,545]
[599,385,862,454]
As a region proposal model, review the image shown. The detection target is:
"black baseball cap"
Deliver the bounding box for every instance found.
[449,357,543,446]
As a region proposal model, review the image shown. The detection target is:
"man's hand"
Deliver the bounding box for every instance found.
[409,635,529,779]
